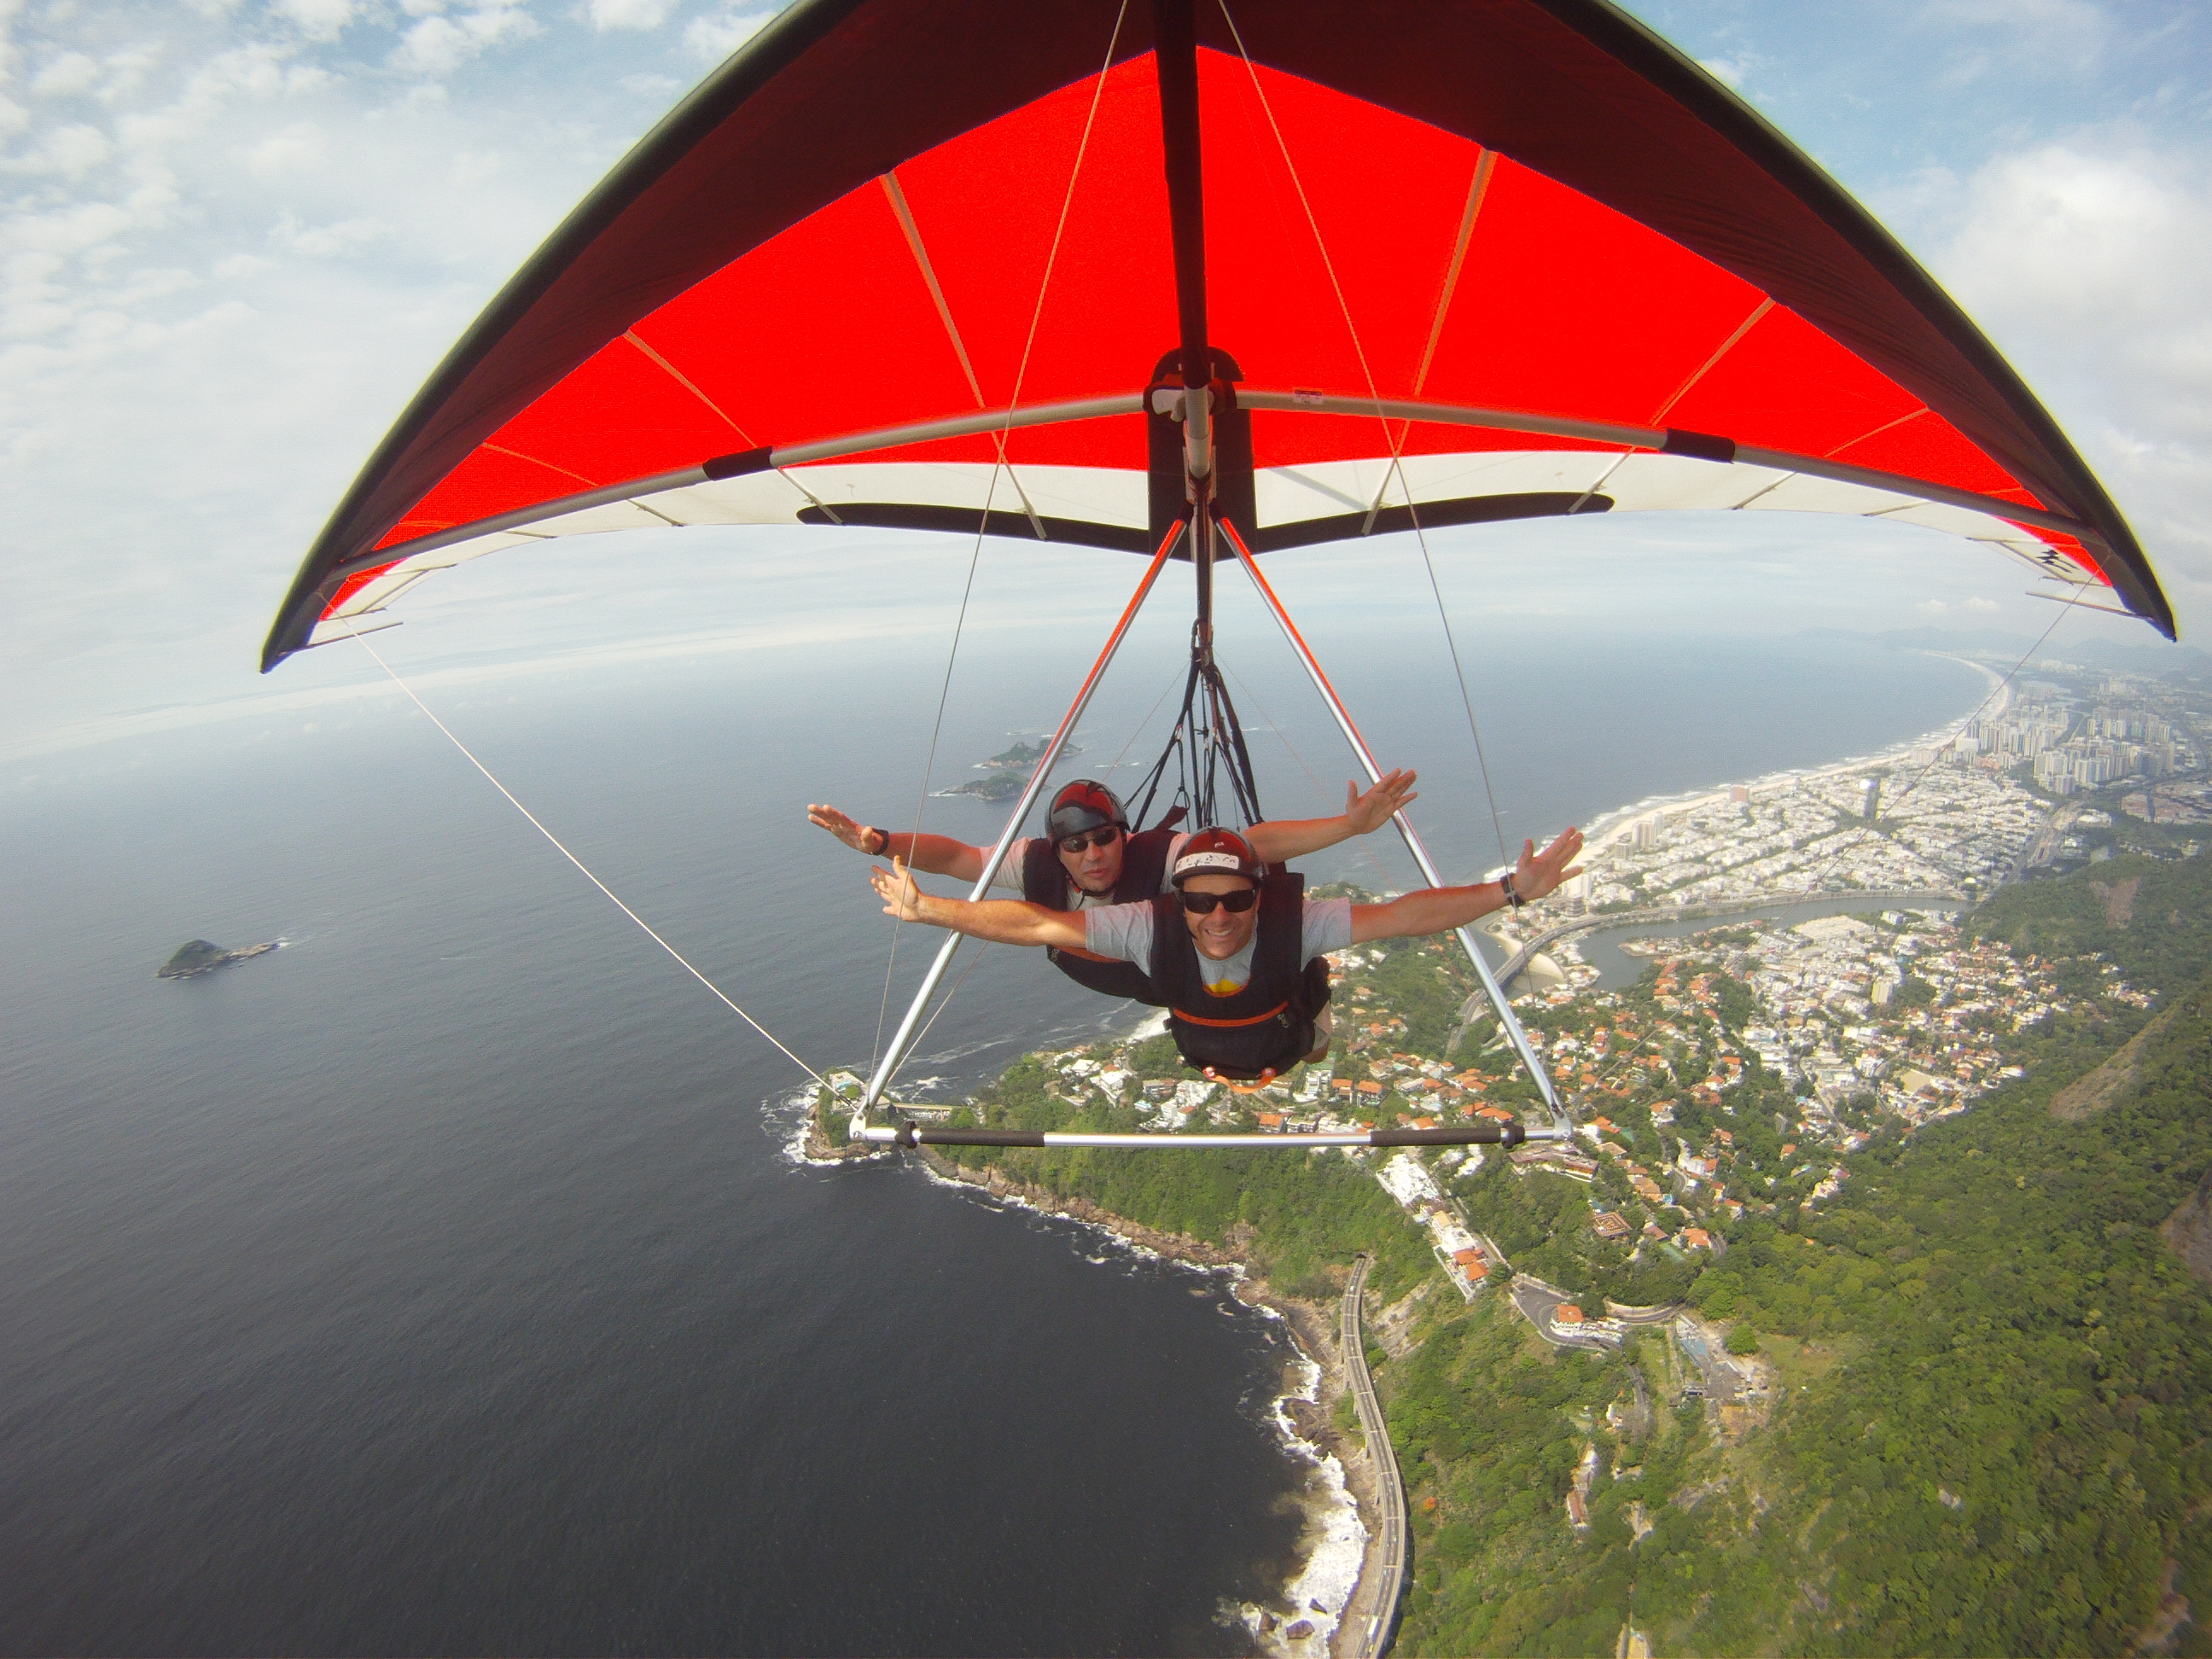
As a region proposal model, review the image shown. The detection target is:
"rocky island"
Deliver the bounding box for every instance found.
[157,939,278,979]
[934,736,1086,802]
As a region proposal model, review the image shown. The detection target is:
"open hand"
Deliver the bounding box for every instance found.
[870,857,928,923]
[809,802,876,852]
[1345,768,1417,835]
[1514,827,1586,901]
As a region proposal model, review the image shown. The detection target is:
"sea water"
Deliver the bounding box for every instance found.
[0,618,1980,1654]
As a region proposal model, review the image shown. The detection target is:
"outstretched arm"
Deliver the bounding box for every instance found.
[870,859,1087,949]
[1349,827,1585,944]
[810,803,987,882]
[1246,768,1417,864]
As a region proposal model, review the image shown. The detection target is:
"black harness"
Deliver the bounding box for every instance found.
[1147,872,1332,1080]
[1022,824,1179,1004]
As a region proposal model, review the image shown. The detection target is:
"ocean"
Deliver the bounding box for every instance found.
[0,608,1982,1655]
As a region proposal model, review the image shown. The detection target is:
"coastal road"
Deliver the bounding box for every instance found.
[1340,1255,1407,1659]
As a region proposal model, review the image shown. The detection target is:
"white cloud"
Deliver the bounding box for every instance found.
[1697,55,1747,89]
[30,50,102,98]
[591,0,674,31]
[269,207,389,254]
[1923,131,2212,635]
[392,2,539,77]
[683,7,769,61]
[1915,0,2116,83]
[3,118,111,173]
[271,0,358,43]
[0,0,740,754]
[242,118,327,173]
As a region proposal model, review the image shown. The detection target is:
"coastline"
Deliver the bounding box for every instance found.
[783,649,2014,1650]
[910,1149,1378,1659]
[1576,649,2008,854]
[786,1090,1384,1657]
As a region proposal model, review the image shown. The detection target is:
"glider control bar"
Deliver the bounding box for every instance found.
[1237,389,2107,546]
[856,1122,1573,1150]
[858,515,1190,1116]
[1217,518,1569,1127]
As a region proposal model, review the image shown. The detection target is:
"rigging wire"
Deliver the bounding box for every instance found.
[870,0,1132,1083]
[1105,672,1185,785]
[1222,659,1404,897]
[1215,0,1512,873]
[908,937,990,1060]
[343,623,824,1087]
[1124,632,1268,835]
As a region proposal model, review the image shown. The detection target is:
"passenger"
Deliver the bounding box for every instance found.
[809,772,1415,1004]
[866,824,1585,1080]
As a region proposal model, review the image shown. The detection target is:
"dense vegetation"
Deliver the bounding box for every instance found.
[1968,849,2212,993]
[925,851,2212,1655]
[934,1049,1436,1301]
[1391,966,2212,1656]
[1386,851,2212,1657]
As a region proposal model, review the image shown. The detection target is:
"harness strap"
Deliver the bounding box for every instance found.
[1173,999,1289,1028]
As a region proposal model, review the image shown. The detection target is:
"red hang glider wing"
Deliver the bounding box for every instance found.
[264,0,2169,668]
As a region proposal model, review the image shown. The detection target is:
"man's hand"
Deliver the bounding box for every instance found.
[1344,768,1417,835]
[870,857,928,923]
[809,802,877,853]
[1513,827,1586,901]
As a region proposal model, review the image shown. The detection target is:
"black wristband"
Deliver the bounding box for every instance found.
[870,828,891,857]
[1500,871,1524,910]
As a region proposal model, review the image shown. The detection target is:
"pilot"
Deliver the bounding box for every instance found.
[809,771,1416,1004]
[866,823,1586,1081]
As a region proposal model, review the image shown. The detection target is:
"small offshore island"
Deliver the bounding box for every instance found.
[817,656,2212,1657]
[157,939,278,979]
[936,738,1084,801]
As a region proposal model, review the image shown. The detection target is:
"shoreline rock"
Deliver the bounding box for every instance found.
[910,1150,1387,1658]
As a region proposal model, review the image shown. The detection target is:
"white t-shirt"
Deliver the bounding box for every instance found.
[992,832,1193,909]
[1082,897,1354,997]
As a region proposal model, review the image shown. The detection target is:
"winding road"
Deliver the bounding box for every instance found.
[1340,1254,1407,1658]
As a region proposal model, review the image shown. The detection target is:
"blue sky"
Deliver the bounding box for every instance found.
[1,0,2205,765]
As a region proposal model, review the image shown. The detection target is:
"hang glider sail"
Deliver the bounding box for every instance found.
[264,0,2172,669]
[265,0,2175,1141]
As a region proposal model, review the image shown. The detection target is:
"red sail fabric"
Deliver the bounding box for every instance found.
[266,0,2168,666]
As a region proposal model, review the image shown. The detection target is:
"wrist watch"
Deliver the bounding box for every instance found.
[1499,870,1524,910]
[869,828,891,856]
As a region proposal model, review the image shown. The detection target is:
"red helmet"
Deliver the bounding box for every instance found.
[1170,828,1262,887]
[1046,779,1126,841]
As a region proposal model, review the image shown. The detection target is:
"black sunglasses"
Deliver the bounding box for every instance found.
[1057,825,1123,854]
[1179,888,1260,915]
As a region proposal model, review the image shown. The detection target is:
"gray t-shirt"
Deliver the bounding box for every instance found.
[992,832,1193,908]
[1083,896,1354,997]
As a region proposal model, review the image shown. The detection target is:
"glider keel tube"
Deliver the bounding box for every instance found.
[857,1123,1573,1150]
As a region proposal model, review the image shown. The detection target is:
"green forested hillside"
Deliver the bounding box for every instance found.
[917,851,2212,1656]
[1391,966,2212,1657]
[1968,849,2212,992]
[934,1051,1438,1301]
